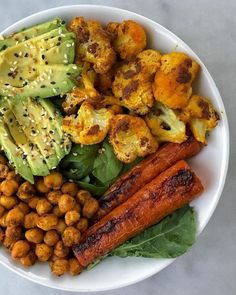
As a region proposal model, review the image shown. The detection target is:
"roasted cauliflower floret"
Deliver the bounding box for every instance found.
[145,102,186,143]
[112,50,161,115]
[62,102,114,145]
[181,95,219,143]
[68,17,116,74]
[153,52,200,109]
[109,114,158,163]
[106,20,146,60]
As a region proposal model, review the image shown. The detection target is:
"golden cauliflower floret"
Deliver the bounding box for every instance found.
[62,102,114,145]
[106,20,146,60]
[68,17,116,74]
[153,52,200,109]
[109,114,158,163]
[145,102,186,143]
[112,50,161,115]
[181,95,219,143]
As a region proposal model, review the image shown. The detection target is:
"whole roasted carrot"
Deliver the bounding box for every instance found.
[74,160,203,267]
[94,134,202,221]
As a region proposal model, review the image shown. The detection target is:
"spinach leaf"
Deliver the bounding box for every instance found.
[112,205,196,258]
[92,139,123,185]
[60,144,99,180]
[122,157,143,174]
[76,180,108,196]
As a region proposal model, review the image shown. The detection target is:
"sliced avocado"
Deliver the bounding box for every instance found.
[0,117,34,183]
[7,98,59,170]
[0,100,50,176]
[0,18,64,51]
[0,64,81,99]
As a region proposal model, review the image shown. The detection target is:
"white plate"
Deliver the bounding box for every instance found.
[0,5,229,292]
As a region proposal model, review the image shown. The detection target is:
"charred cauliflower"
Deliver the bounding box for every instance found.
[68,17,116,74]
[181,95,219,143]
[62,102,114,145]
[112,50,161,115]
[145,102,186,143]
[153,52,200,109]
[109,114,158,163]
[106,20,147,60]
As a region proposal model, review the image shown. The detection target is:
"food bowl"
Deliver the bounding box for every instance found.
[0,5,229,292]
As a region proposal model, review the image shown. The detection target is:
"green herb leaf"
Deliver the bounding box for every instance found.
[76,180,108,196]
[112,205,196,258]
[92,139,123,185]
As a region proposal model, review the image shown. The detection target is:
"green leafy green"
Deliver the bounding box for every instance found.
[112,205,196,258]
[122,157,143,174]
[76,176,108,196]
[92,140,123,186]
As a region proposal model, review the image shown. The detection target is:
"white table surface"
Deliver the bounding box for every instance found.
[0,0,235,294]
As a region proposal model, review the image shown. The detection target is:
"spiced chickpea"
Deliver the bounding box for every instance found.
[6,171,22,183]
[0,205,5,217]
[47,190,61,205]
[0,180,19,196]
[0,164,9,179]
[54,241,69,258]
[74,203,81,213]
[25,228,44,244]
[58,194,75,213]
[65,210,80,226]
[28,197,40,209]
[35,243,53,261]
[11,240,30,259]
[82,198,99,218]
[44,230,59,246]
[36,214,58,231]
[52,205,64,218]
[17,182,36,201]
[0,195,18,210]
[76,190,92,205]
[17,202,30,215]
[36,198,52,215]
[20,251,37,267]
[56,219,67,234]
[0,154,7,165]
[76,218,88,233]
[51,259,68,276]
[61,182,78,197]
[69,258,83,276]
[4,226,22,248]
[0,212,8,227]
[44,172,63,190]
[35,178,50,193]
[62,226,81,247]
[24,212,39,229]
[6,207,24,226]
[0,228,4,243]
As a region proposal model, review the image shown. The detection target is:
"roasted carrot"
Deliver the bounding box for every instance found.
[73,160,203,267]
[94,133,202,221]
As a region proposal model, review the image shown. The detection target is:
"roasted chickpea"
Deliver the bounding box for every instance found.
[69,258,83,276]
[0,180,19,197]
[56,219,67,234]
[0,195,18,210]
[65,210,80,226]
[76,190,92,205]
[6,171,22,183]
[52,205,64,217]
[76,218,88,233]
[74,203,82,213]
[50,254,61,262]
[0,212,8,227]
[0,154,7,165]
[17,202,30,215]
[58,194,75,213]
[11,240,30,259]
[54,241,69,258]
[36,214,58,231]
[35,243,53,261]
[35,178,50,193]
[44,172,63,190]
[25,228,44,244]
[24,212,39,229]
[62,226,81,247]
[47,190,61,205]
[6,207,24,226]
[61,182,78,197]
[0,164,9,179]
[0,228,4,243]
[4,226,22,248]
[44,230,59,246]
[51,259,68,276]
[20,251,37,267]
[36,198,52,215]
[82,198,99,218]
[17,182,36,201]
[0,205,5,217]
[28,197,40,209]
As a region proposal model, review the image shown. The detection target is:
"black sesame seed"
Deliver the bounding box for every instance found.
[42,54,45,60]
[43,159,47,164]
[49,117,53,121]
[4,83,9,86]
[45,61,48,65]
[25,36,28,40]
[9,118,13,123]
[50,81,56,85]
[0,112,3,117]
[58,37,62,41]
[49,130,54,134]
[61,20,66,24]
[66,72,71,76]
[45,155,49,159]
[24,53,29,57]
[56,42,61,46]
[22,81,28,86]
[40,85,46,88]
[23,113,28,117]
[19,77,23,80]
[14,53,19,57]
[8,72,13,77]
[2,45,7,50]
[33,68,36,71]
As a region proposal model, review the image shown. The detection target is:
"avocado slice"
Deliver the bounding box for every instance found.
[0,100,50,176]
[7,98,59,170]
[0,64,81,99]
[0,116,34,183]
[0,18,64,51]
